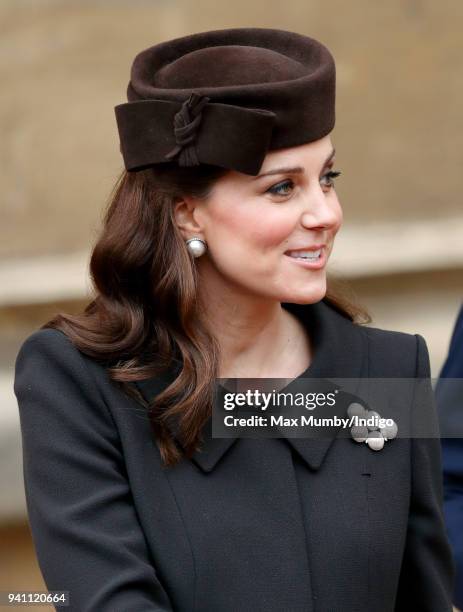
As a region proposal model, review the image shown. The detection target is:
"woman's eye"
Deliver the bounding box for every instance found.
[266,179,295,196]
[320,169,342,188]
[266,169,342,197]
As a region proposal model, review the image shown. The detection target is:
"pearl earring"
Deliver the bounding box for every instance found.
[186,237,207,258]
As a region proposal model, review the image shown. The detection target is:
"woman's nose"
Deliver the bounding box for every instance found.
[300,189,341,230]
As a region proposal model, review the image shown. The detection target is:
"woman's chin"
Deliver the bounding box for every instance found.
[281,280,327,304]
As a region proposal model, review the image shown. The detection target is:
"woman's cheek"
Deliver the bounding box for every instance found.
[247,214,295,248]
[209,196,292,250]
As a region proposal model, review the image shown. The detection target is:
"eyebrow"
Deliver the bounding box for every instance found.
[253,147,336,180]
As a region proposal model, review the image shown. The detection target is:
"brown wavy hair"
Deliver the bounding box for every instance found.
[42,163,371,467]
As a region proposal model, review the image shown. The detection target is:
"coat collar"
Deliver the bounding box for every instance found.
[134,298,367,473]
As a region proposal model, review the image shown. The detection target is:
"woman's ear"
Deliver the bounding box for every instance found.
[173,197,205,240]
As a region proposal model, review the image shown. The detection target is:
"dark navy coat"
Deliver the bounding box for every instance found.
[14,298,455,611]
[436,303,463,610]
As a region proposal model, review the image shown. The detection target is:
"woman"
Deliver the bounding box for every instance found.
[14,27,455,611]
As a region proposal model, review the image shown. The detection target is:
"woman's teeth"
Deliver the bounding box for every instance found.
[287,249,321,260]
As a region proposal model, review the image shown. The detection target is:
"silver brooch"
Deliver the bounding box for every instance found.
[347,402,398,451]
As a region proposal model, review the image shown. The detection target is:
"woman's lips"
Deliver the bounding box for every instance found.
[284,246,327,270]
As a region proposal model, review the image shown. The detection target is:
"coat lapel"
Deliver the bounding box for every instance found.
[134,298,367,473]
[279,299,367,471]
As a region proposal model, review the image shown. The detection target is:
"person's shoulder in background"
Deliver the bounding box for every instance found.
[436,303,463,612]
[439,304,463,379]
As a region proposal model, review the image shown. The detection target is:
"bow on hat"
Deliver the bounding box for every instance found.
[114,91,277,175]
[164,92,210,167]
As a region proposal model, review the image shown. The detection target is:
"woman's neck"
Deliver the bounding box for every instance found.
[198,286,312,379]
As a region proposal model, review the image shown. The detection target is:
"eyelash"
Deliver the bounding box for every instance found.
[266,170,342,197]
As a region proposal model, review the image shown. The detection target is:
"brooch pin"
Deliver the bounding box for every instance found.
[347,402,398,451]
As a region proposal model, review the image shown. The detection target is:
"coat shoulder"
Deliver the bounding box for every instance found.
[15,327,76,376]
[15,327,106,375]
[14,327,109,399]
[16,326,77,357]
[355,322,425,378]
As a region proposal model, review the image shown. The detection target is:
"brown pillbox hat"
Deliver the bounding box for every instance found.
[114,27,336,176]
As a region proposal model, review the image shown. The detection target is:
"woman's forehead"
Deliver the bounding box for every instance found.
[252,138,335,179]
